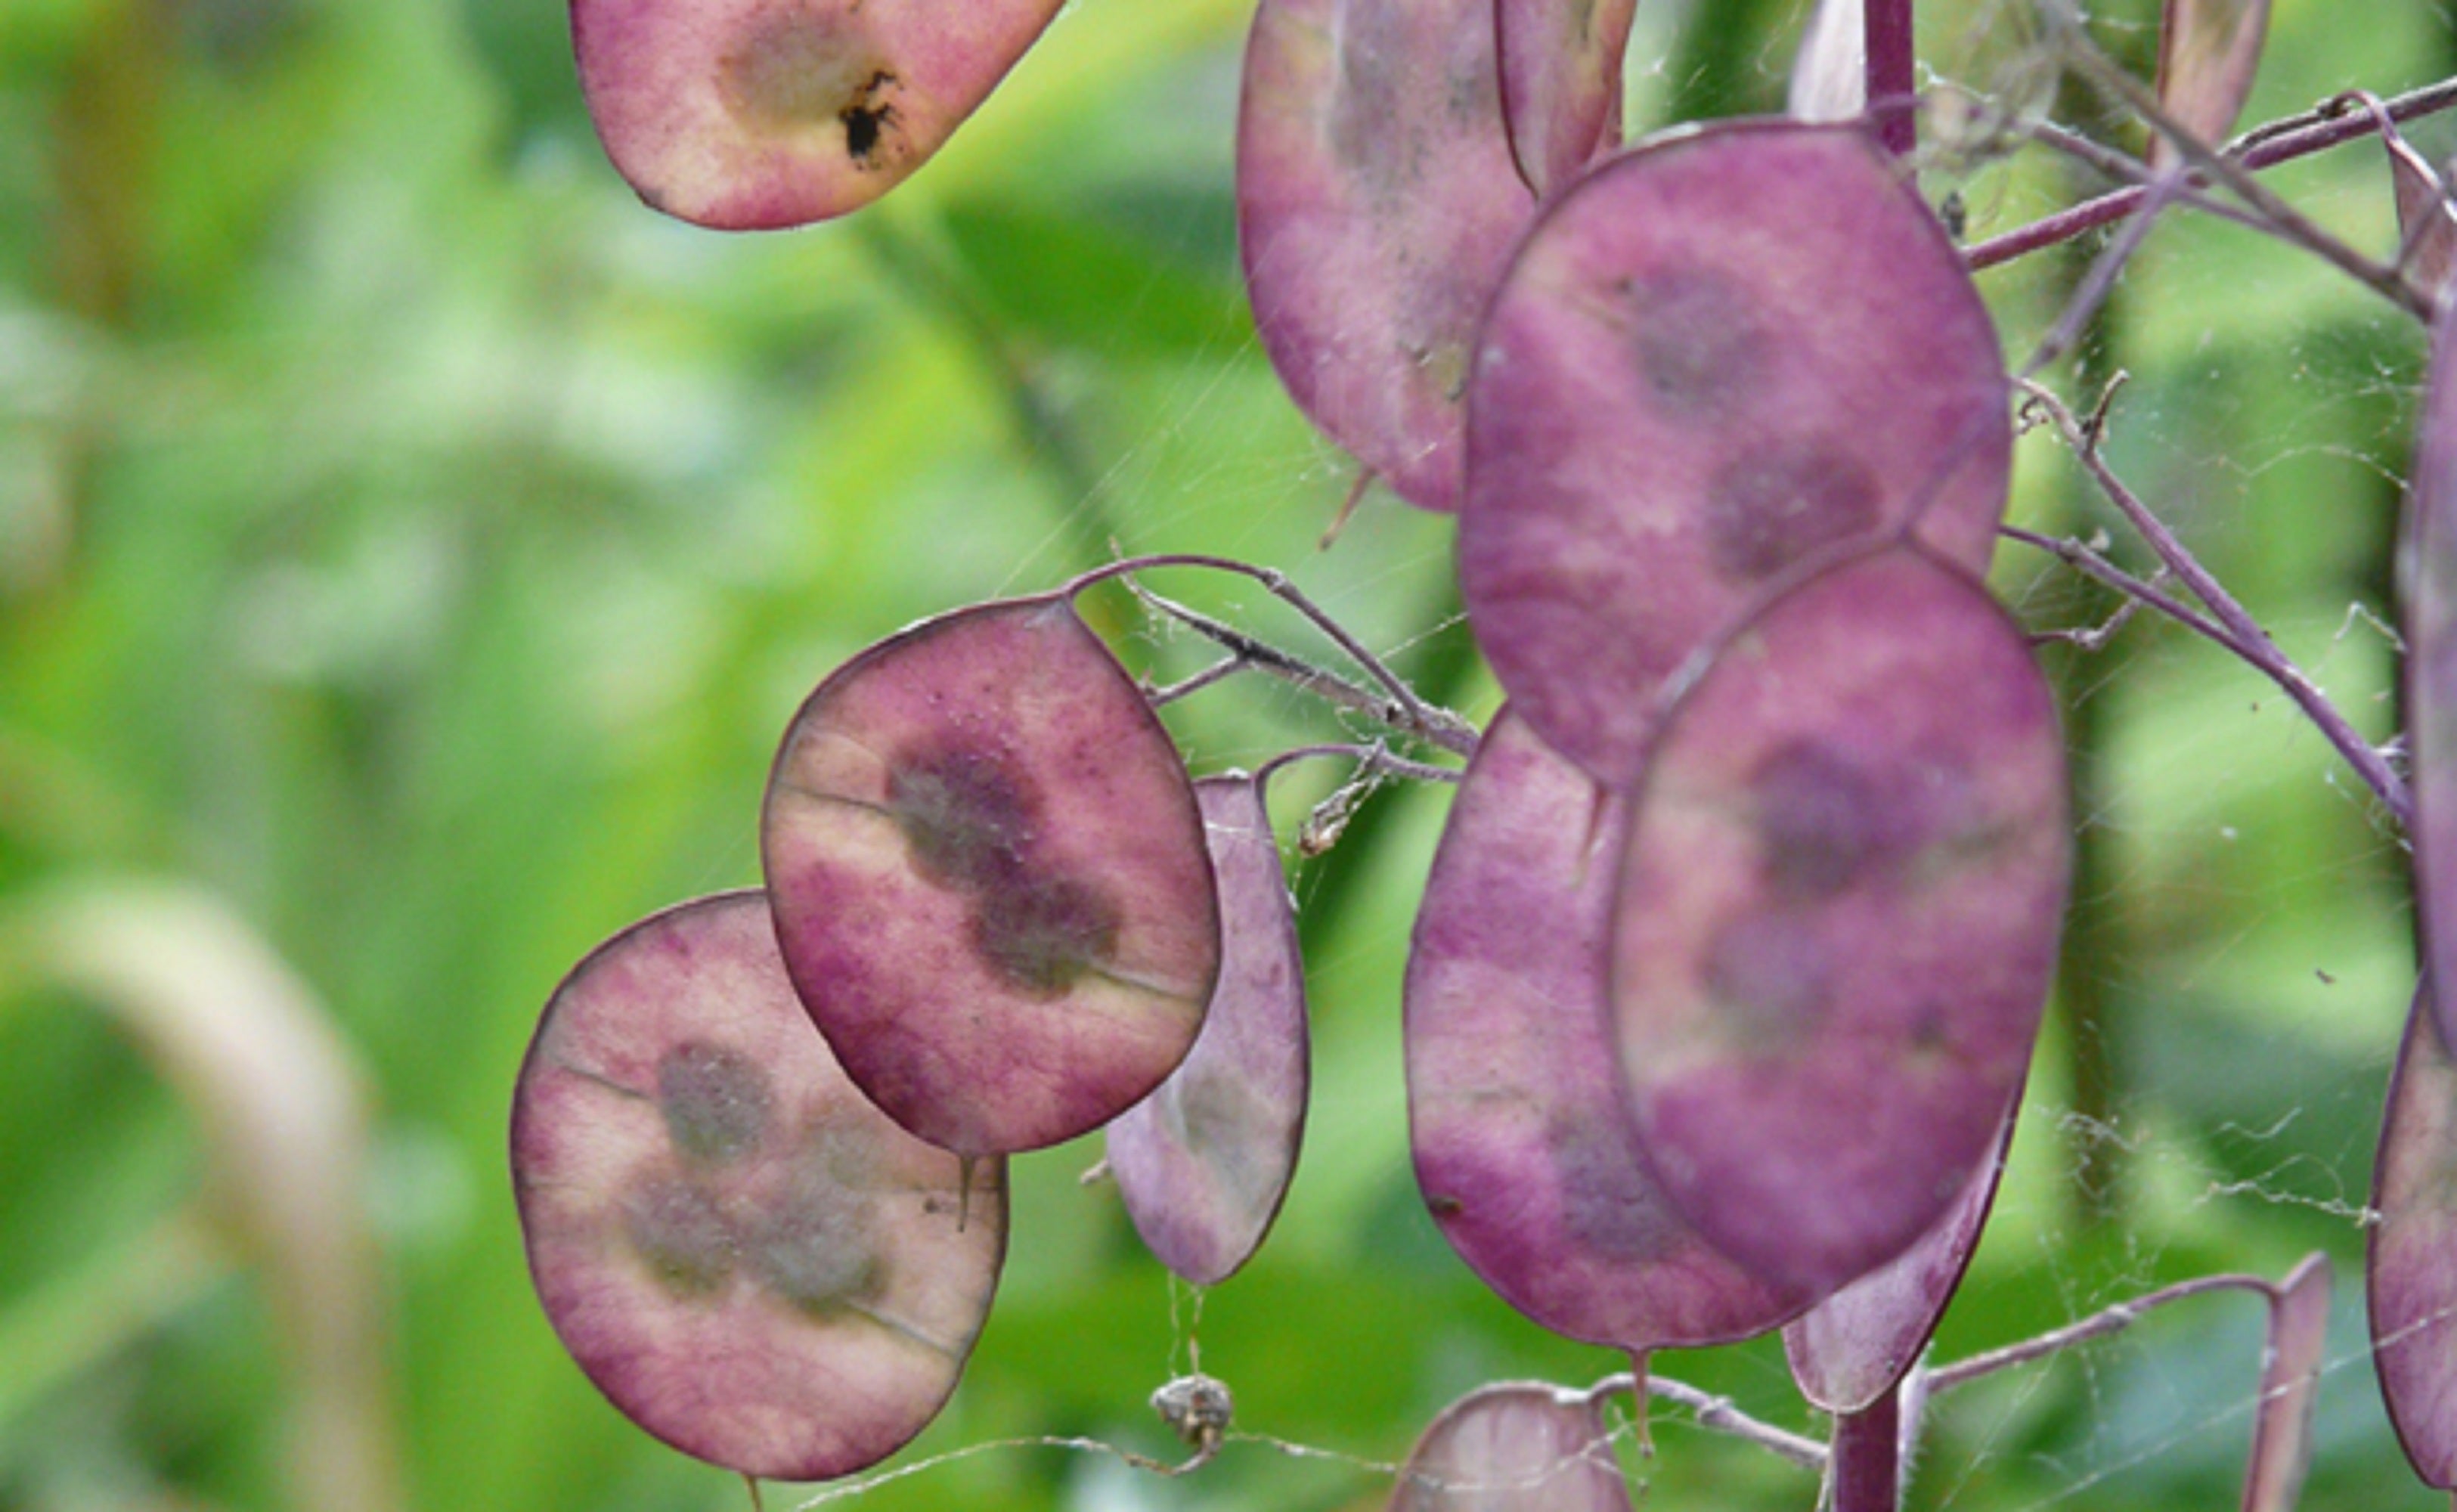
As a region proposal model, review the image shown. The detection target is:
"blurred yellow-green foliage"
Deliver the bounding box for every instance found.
[2,0,2455,1507]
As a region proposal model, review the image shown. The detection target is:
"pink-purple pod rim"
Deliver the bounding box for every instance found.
[2369,988,2457,1491]
[1784,1105,2016,1414]
[1239,0,1539,513]
[510,891,1009,1482]
[2406,295,2457,1055]
[1610,544,2068,1296]
[572,0,1066,229]
[761,593,1220,1157]
[1495,0,1639,197]
[1408,708,1806,1350]
[1108,773,1310,1287]
[1459,117,2012,786]
[2151,0,2273,164]
[1387,1380,1634,1512]
[2244,1252,2331,1512]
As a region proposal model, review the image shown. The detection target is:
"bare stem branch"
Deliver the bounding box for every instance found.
[2019,383,2412,826]
[1074,553,1481,757]
[1968,73,2457,283]
[1587,1371,1830,1470]
[1926,1273,2276,1392]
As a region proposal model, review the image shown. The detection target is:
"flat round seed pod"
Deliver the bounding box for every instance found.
[1107,774,1310,1287]
[2404,300,2457,1055]
[1783,1107,2014,1413]
[511,891,1008,1482]
[1497,0,1637,196]
[2151,0,2272,167]
[762,595,1219,1157]
[1408,710,1803,1349]
[573,0,1064,229]
[1459,119,2012,784]
[2369,990,2457,1490]
[1240,0,1538,513]
[1611,547,2067,1295]
[1388,1382,1633,1512]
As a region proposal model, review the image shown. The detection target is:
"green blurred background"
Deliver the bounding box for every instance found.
[2,0,2454,1507]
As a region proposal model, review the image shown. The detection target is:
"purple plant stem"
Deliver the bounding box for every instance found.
[1073,553,1481,756]
[1926,1273,2273,1392]
[1969,74,2457,272]
[1866,0,1917,157]
[1587,1372,1828,1470]
[1830,1390,1902,1512]
[2023,385,2413,826]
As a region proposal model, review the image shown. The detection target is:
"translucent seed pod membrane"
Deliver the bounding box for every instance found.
[1461,120,2012,783]
[511,892,1008,1482]
[1238,0,1541,513]
[1408,710,1803,1349]
[762,594,1220,1157]
[1496,0,1639,197]
[1108,775,1310,1287]
[1387,1382,1634,1512]
[1611,547,2068,1294]
[572,0,1065,228]
[1785,1109,2015,1413]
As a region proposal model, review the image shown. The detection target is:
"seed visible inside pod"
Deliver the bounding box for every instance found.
[1461,120,2012,785]
[1611,547,2067,1295]
[510,891,1009,1483]
[762,594,1219,1157]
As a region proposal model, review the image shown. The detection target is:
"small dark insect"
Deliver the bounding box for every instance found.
[1939,190,1969,241]
[841,71,898,163]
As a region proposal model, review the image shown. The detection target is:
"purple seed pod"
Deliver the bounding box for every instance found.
[510,891,1009,1481]
[2369,990,2457,1490]
[2393,149,2457,308]
[2151,0,2272,165]
[1108,774,1310,1287]
[2407,299,2457,1055]
[1495,0,1638,196]
[1388,1381,1634,1512]
[1239,0,1538,513]
[761,595,1220,1157]
[1458,119,2012,785]
[1408,709,1805,1349]
[1610,546,2068,1295]
[1784,1107,2015,1414]
[2243,1253,2331,1512]
[572,0,1064,228]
